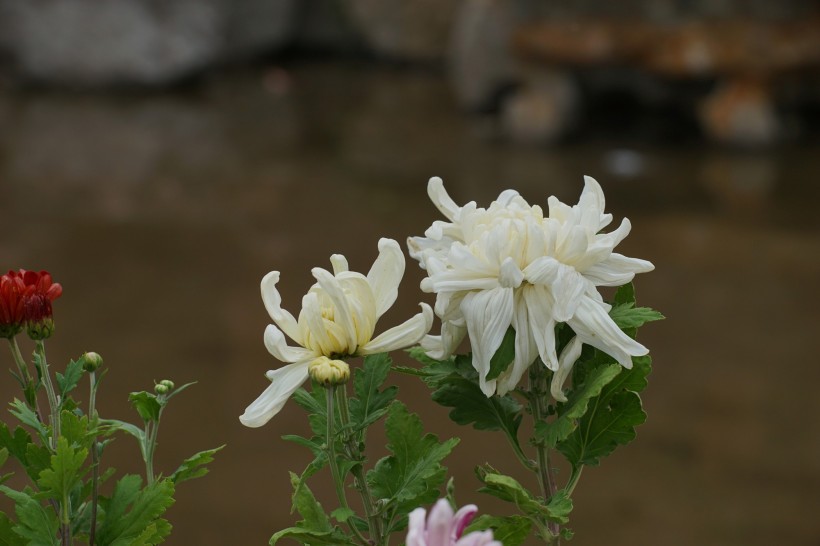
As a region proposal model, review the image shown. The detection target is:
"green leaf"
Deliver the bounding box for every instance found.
[476,470,571,524]
[467,514,532,546]
[535,363,622,447]
[291,385,331,439]
[8,400,47,441]
[0,425,32,467]
[55,359,84,397]
[60,411,92,447]
[125,520,172,546]
[432,376,522,436]
[367,402,459,517]
[269,527,352,545]
[486,327,516,381]
[330,507,354,523]
[269,472,352,545]
[170,445,224,484]
[24,444,51,483]
[608,304,664,331]
[0,511,27,546]
[163,381,196,402]
[613,282,636,306]
[128,392,162,423]
[96,476,175,546]
[37,437,88,500]
[100,419,146,445]
[349,354,398,432]
[0,486,60,545]
[558,356,651,467]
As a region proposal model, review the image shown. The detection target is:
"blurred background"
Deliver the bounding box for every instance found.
[1,0,819,544]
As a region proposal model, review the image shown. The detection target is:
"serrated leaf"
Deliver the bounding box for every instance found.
[96,476,175,546]
[100,419,145,444]
[0,449,8,469]
[613,282,636,306]
[8,400,47,441]
[349,354,398,432]
[432,376,522,436]
[0,511,27,546]
[24,444,51,483]
[55,359,84,397]
[476,471,571,524]
[288,471,330,532]
[367,402,459,514]
[0,425,31,467]
[535,363,621,447]
[330,507,354,523]
[558,356,651,467]
[60,411,91,448]
[124,519,172,546]
[170,445,224,484]
[0,486,59,545]
[128,392,162,423]
[467,514,532,546]
[37,437,88,500]
[486,327,516,381]
[608,304,664,330]
[291,385,332,439]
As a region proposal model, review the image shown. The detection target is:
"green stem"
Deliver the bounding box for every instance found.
[89,372,100,546]
[35,341,60,449]
[8,338,43,419]
[565,466,583,497]
[145,418,159,485]
[326,387,369,546]
[336,387,384,545]
[529,365,560,544]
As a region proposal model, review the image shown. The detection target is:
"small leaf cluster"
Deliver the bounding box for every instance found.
[0,347,222,545]
[276,353,459,545]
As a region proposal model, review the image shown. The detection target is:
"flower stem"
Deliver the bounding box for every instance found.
[529,364,560,544]
[335,387,384,546]
[89,372,100,546]
[565,466,583,497]
[35,340,60,449]
[7,337,43,420]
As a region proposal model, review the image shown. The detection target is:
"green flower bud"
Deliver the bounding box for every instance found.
[308,356,350,386]
[159,379,175,390]
[154,383,170,395]
[81,352,103,372]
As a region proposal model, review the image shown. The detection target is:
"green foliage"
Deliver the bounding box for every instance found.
[0,486,60,545]
[558,355,651,467]
[269,473,351,545]
[349,354,398,433]
[128,392,162,423]
[170,445,225,484]
[475,469,571,524]
[0,511,27,546]
[467,514,532,546]
[486,327,516,381]
[367,402,459,529]
[55,359,84,398]
[95,475,175,546]
[37,437,88,500]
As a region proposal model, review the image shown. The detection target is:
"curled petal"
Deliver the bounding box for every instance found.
[263,324,316,363]
[461,287,515,396]
[456,530,502,546]
[406,508,427,546]
[523,285,558,370]
[451,504,478,539]
[239,361,310,427]
[426,499,454,546]
[261,272,302,344]
[550,336,583,402]
[367,238,406,317]
[329,254,349,275]
[312,267,359,351]
[568,296,648,368]
[360,303,433,355]
[428,176,460,220]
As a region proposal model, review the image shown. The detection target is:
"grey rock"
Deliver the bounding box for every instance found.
[449,0,516,110]
[224,0,298,58]
[342,0,461,61]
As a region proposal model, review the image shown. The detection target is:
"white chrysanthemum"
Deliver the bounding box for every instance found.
[408,176,654,397]
[240,238,433,427]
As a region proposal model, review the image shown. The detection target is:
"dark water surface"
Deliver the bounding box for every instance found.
[1,63,819,545]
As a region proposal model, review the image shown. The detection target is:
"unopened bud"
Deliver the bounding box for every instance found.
[154,383,170,395]
[159,379,175,390]
[81,352,103,372]
[308,356,350,386]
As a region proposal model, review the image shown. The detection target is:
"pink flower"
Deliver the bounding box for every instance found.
[406,499,502,546]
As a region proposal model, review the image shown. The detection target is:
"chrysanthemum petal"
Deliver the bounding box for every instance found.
[330,254,349,275]
[550,336,583,402]
[523,285,558,370]
[461,287,515,396]
[239,361,310,427]
[568,296,648,368]
[365,238,406,318]
[428,176,460,220]
[551,266,587,322]
[312,267,358,351]
[405,508,427,546]
[263,324,316,363]
[361,303,433,355]
[451,504,478,539]
[426,499,454,546]
[261,271,302,344]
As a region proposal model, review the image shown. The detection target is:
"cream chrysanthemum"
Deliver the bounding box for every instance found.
[408,176,654,397]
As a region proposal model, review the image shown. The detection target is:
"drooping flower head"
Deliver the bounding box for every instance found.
[0,271,26,338]
[408,176,654,399]
[406,499,501,546]
[240,238,433,428]
[19,270,63,340]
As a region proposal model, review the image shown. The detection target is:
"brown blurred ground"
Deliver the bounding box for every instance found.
[0,63,819,545]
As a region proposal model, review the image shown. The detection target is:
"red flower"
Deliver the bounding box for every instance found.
[19,270,62,340]
[0,271,26,338]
